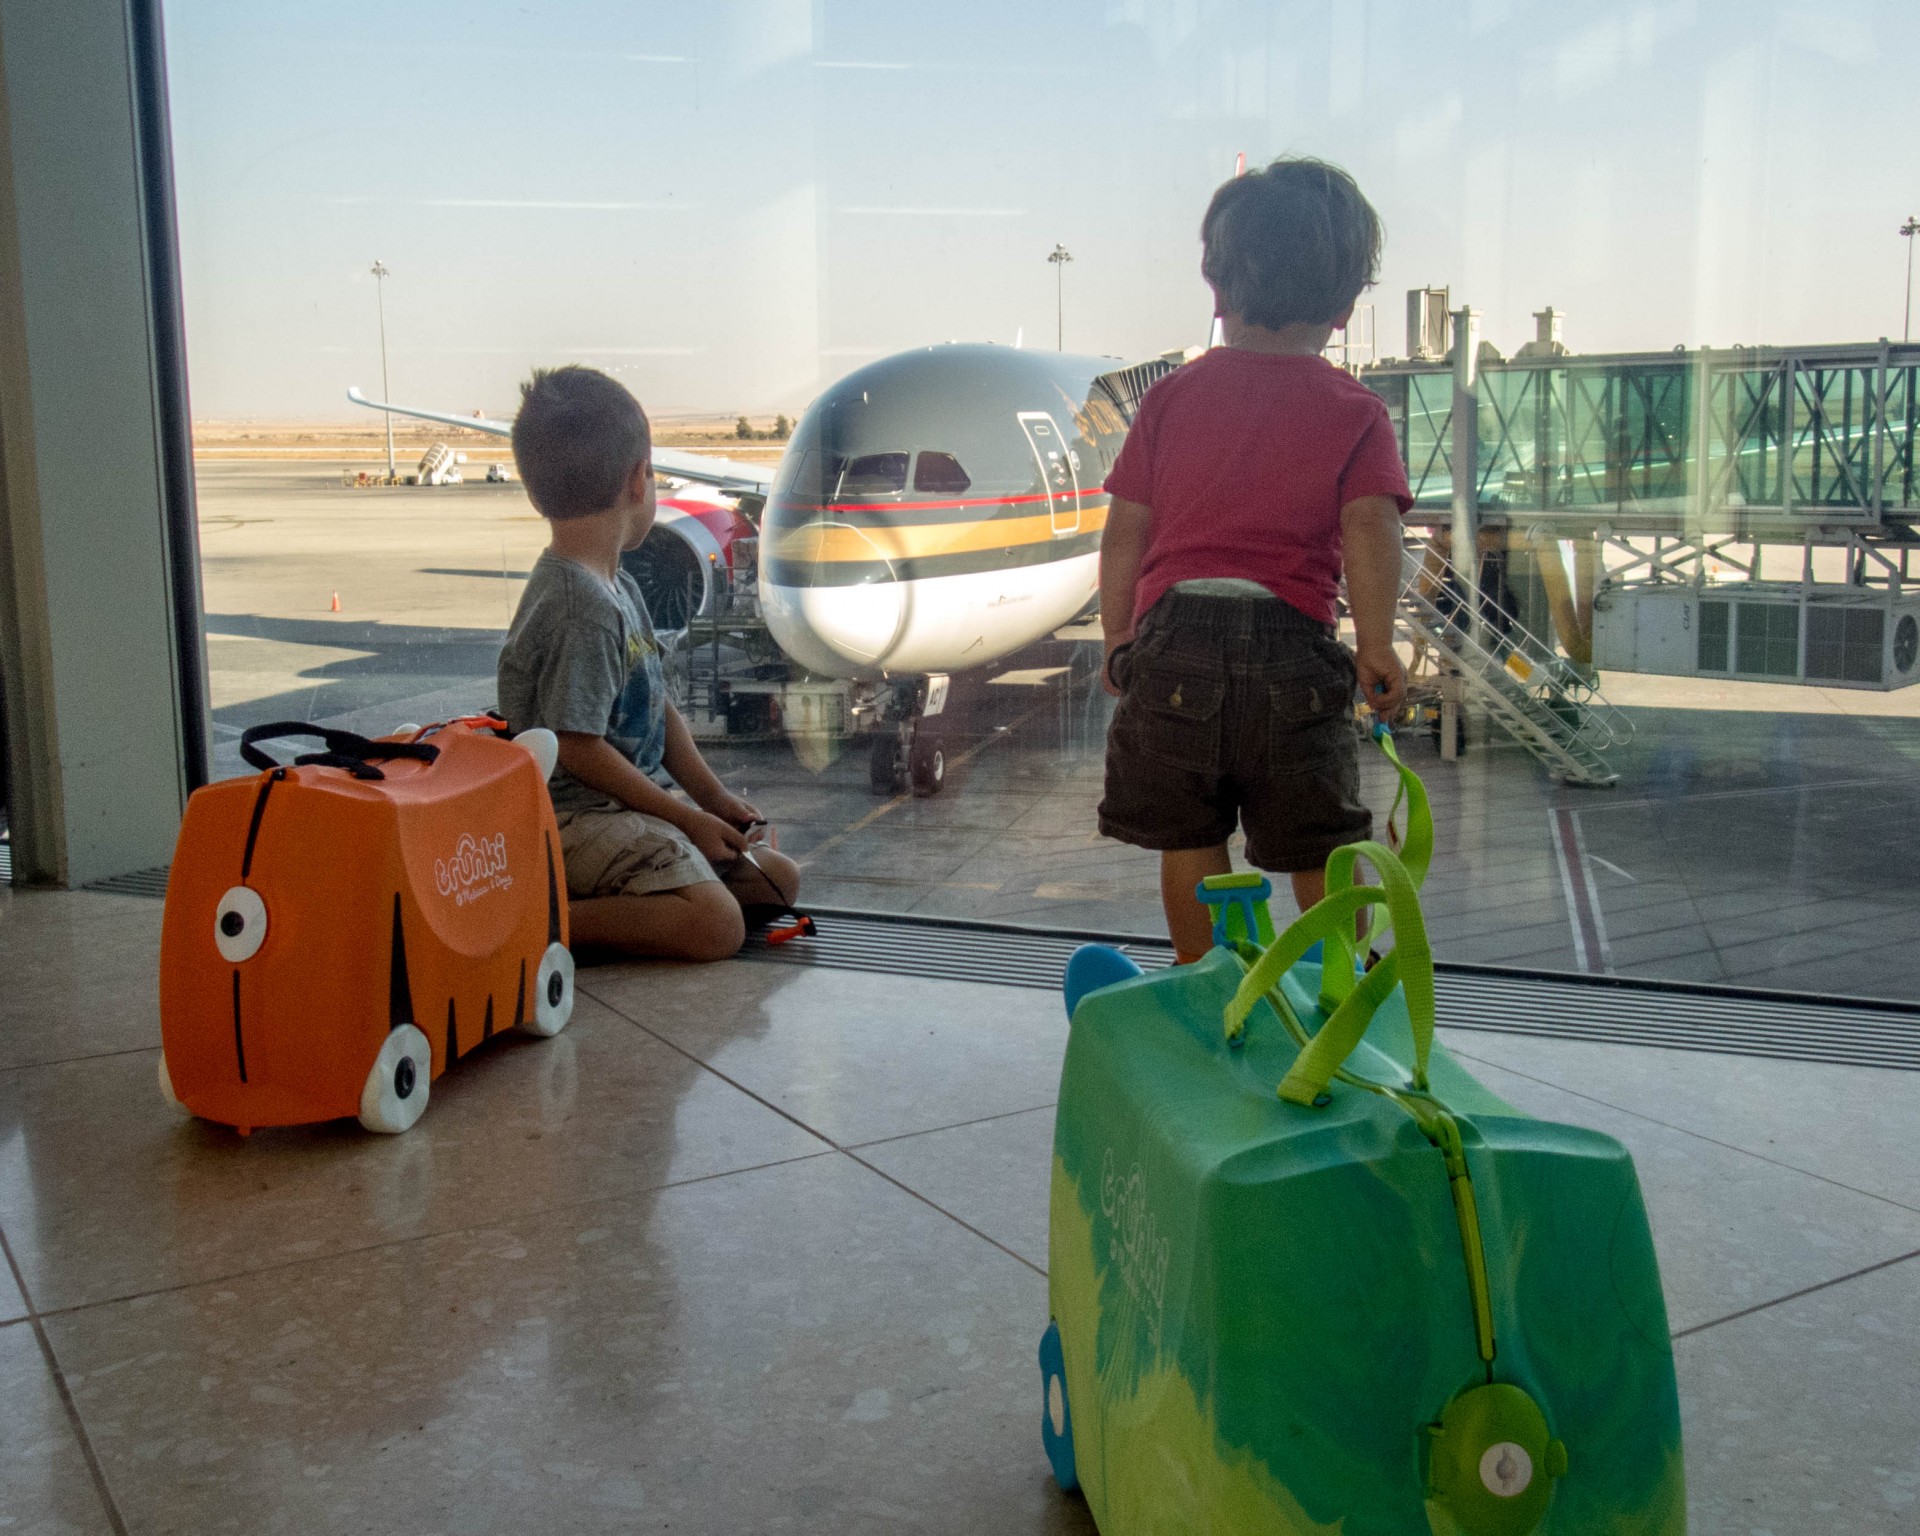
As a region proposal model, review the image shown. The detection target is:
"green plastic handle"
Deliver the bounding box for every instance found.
[1223,838,1437,1103]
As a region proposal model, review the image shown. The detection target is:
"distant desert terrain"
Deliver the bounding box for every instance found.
[191,415,792,462]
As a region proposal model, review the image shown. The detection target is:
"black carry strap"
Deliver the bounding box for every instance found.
[238,721,440,780]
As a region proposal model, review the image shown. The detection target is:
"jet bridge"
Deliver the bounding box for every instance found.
[1368,339,1920,534]
[1369,338,1920,697]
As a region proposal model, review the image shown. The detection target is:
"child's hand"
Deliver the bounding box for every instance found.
[1354,644,1406,719]
[709,791,763,830]
[685,811,751,867]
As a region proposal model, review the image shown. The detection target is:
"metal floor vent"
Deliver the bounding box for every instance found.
[85,864,171,899]
[745,908,1177,992]
[742,909,1920,1073]
[0,842,10,886]
[45,876,1916,1072]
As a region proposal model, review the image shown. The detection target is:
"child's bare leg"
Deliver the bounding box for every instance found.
[1290,868,1327,913]
[1161,845,1232,961]
[1289,866,1369,943]
[568,881,746,962]
[722,847,802,915]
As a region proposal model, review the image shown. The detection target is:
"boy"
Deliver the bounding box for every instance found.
[498,365,800,962]
[1098,157,1411,962]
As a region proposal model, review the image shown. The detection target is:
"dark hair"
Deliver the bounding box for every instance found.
[1200,157,1381,329]
[511,365,652,520]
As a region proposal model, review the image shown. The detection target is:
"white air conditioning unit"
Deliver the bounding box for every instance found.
[1593,583,1920,689]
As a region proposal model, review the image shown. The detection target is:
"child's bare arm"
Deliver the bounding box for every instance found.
[555,731,749,866]
[659,704,761,828]
[1340,493,1408,718]
[1100,496,1152,694]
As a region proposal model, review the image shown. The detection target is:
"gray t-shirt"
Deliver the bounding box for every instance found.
[497,551,669,816]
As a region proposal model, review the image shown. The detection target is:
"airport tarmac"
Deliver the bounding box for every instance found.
[193,462,1920,1005]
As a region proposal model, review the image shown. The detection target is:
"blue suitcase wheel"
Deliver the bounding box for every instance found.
[1038,1320,1078,1491]
[1063,944,1143,1020]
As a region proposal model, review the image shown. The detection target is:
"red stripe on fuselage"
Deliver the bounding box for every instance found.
[775,487,1108,515]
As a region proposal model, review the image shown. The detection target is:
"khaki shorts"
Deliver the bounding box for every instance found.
[557,807,719,899]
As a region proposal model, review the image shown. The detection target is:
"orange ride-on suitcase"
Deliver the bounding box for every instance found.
[158,718,573,1135]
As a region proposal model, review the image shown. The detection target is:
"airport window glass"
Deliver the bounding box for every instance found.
[162,3,1920,1006]
[914,452,972,495]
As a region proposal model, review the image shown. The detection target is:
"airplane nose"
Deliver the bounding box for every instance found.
[762,578,907,673]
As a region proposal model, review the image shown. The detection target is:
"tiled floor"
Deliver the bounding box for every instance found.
[4,886,1915,1532]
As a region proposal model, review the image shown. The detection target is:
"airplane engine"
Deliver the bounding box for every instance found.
[620,499,756,631]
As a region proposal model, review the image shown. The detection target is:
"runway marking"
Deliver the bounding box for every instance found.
[1550,807,1613,975]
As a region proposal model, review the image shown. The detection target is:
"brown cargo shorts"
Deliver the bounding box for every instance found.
[1098,589,1370,873]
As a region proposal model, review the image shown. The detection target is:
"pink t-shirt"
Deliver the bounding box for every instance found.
[1103,349,1413,626]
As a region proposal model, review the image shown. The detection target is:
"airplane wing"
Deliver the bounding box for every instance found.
[347,386,512,437]
[346,387,777,496]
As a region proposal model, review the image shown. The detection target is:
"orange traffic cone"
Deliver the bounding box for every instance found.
[330,592,341,612]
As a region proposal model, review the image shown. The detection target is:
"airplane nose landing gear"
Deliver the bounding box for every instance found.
[867,675,949,797]
[869,730,906,795]
[910,731,945,795]
[868,721,946,797]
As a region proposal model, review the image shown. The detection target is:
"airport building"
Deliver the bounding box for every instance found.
[0,3,1914,1533]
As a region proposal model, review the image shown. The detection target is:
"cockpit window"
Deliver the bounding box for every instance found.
[913,451,972,494]
[774,448,841,501]
[836,452,909,496]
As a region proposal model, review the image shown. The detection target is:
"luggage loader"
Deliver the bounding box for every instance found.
[159,717,573,1135]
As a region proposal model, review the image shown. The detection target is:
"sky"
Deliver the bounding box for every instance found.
[162,0,1920,420]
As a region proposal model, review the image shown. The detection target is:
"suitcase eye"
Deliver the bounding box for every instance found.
[214,886,268,962]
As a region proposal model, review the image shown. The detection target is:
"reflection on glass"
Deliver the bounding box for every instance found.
[166,3,1920,1005]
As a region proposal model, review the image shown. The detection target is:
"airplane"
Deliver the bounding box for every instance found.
[351,342,1180,796]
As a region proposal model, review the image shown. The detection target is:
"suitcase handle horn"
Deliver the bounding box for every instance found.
[238,721,441,777]
[1223,838,1436,1104]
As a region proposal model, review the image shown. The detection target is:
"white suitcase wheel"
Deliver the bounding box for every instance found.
[157,1053,187,1112]
[512,727,559,782]
[524,942,574,1037]
[358,1024,432,1134]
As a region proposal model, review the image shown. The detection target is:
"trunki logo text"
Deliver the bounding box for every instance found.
[435,833,513,906]
[1100,1147,1170,1345]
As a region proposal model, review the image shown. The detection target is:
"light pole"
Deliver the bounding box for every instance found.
[1903,217,1920,343]
[370,259,395,477]
[1047,244,1073,351]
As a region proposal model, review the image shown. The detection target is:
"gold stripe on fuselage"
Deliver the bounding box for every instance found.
[767,502,1110,567]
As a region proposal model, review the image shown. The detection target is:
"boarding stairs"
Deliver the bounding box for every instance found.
[1397,537,1631,787]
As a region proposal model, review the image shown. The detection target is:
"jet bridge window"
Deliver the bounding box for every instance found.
[837,453,909,496]
[913,451,972,494]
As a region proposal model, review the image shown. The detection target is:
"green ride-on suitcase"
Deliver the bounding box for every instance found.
[1040,730,1684,1535]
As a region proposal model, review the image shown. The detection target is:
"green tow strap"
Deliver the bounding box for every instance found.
[1375,722,1433,887]
[1219,726,1498,1369]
